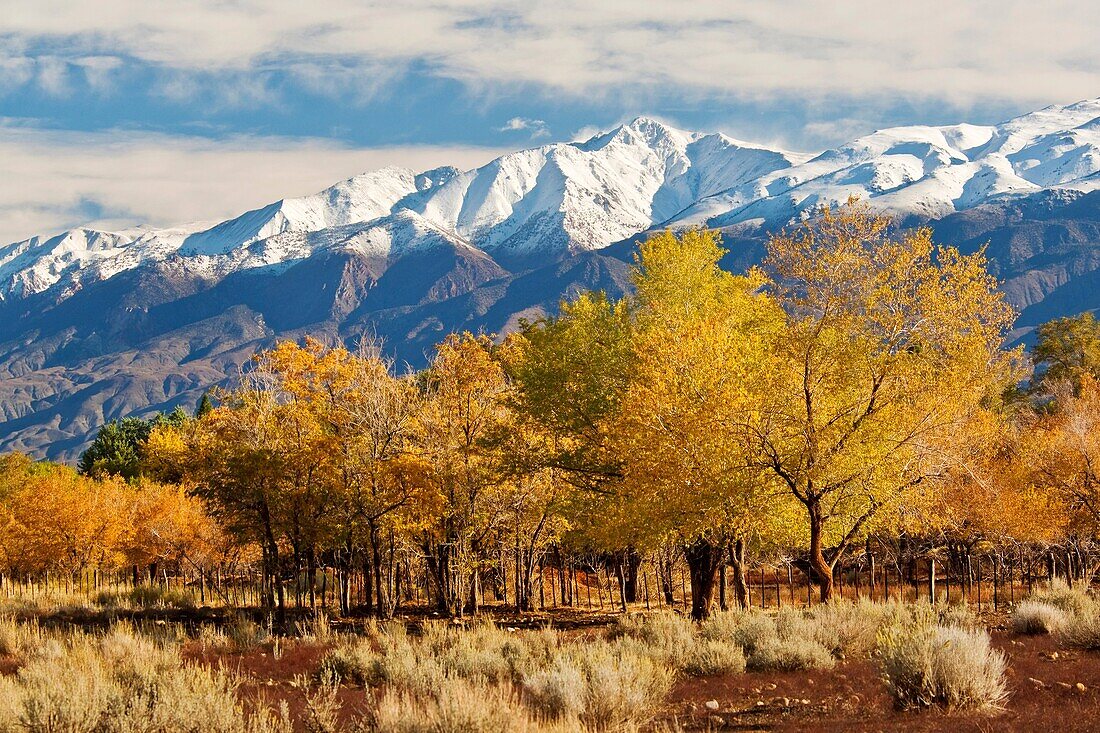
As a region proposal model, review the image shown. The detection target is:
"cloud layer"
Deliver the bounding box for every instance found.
[2,1,1097,244]
[0,125,505,245]
[4,0,1098,101]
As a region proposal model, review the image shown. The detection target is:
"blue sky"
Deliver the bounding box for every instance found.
[1,0,1097,244]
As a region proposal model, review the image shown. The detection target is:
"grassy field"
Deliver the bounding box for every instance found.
[0,583,1099,732]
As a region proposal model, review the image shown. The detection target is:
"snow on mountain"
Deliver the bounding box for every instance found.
[180,166,423,256]
[405,117,802,258]
[0,225,201,301]
[675,99,1100,228]
[3,100,1100,306]
[332,209,479,259]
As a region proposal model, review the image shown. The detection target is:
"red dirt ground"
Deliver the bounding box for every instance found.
[663,630,1100,731]
[4,613,1100,731]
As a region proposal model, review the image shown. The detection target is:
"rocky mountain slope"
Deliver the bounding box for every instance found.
[2,101,1100,460]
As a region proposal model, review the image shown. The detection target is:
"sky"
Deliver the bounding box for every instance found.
[1,0,1098,245]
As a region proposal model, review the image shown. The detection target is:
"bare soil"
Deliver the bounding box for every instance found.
[5,610,1100,731]
[662,630,1100,731]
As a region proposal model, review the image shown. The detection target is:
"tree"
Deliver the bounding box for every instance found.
[1028,376,1100,541]
[78,417,152,480]
[613,229,791,619]
[272,337,426,617]
[759,201,1017,601]
[415,333,513,615]
[195,392,215,418]
[79,409,189,479]
[504,292,633,490]
[1033,312,1100,392]
[146,355,332,623]
[0,459,128,576]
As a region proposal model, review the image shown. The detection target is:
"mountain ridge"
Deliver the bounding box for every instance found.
[3,101,1100,460]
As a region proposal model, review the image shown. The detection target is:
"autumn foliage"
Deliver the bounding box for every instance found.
[4,201,1099,621]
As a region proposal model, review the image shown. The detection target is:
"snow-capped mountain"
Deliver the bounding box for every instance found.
[672,98,1100,227]
[0,118,802,302]
[2,99,1100,460]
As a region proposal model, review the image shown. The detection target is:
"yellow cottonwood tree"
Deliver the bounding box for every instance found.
[614,229,792,619]
[760,201,1017,600]
[415,333,513,615]
[1028,376,1100,538]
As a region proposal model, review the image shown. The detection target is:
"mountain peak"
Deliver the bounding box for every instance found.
[617,115,692,145]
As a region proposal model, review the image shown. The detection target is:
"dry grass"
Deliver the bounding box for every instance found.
[0,596,1023,730]
[0,623,291,733]
[1026,580,1095,617]
[698,608,834,672]
[1059,611,1100,649]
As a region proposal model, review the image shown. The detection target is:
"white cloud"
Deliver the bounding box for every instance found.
[498,117,549,137]
[0,124,510,245]
[2,0,1098,103]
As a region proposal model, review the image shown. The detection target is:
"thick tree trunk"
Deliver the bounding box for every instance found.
[684,537,724,621]
[808,501,834,602]
[615,548,642,604]
[423,538,460,616]
[728,539,750,610]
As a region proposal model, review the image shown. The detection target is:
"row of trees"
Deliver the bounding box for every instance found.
[8,200,1100,621]
[140,201,1027,620]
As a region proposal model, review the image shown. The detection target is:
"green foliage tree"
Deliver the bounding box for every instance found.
[1033,312,1100,392]
[195,392,214,418]
[79,408,189,480]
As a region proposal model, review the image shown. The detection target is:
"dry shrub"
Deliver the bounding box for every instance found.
[1013,601,1068,635]
[806,600,902,658]
[524,640,673,730]
[750,636,835,672]
[878,621,1008,712]
[1059,611,1100,649]
[373,677,541,733]
[1027,579,1094,617]
[700,610,774,656]
[300,681,343,733]
[225,614,269,651]
[699,609,833,672]
[610,611,694,662]
[295,612,334,643]
[321,621,556,694]
[681,638,746,677]
[0,623,284,733]
[0,616,43,658]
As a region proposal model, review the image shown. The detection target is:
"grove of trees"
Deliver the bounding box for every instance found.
[4,201,1100,621]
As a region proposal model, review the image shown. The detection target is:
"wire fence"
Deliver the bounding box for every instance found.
[0,548,1089,615]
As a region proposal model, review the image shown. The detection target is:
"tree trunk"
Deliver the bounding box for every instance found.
[683,537,724,621]
[615,548,642,603]
[362,556,374,616]
[728,539,750,610]
[657,556,675,605]
[807,500,834,602]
